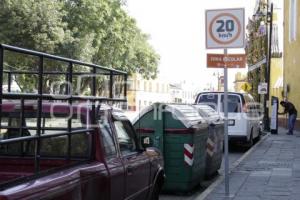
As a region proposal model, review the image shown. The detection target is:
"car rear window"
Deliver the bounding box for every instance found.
[197,94,218,110]
[221,95,242,113]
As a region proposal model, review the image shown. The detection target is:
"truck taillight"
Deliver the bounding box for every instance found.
[0,196,8,200]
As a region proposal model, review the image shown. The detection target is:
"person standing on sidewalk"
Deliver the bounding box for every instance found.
[278,100,297,135]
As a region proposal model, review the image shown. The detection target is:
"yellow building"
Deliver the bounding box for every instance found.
[126,74,197,112]
[269,58,284,107]
[283,0,300,128]
[126,74,171,111]
[267,1,284,119]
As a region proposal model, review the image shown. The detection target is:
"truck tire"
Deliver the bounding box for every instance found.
[254,127,261,143]
[246,132,253,149]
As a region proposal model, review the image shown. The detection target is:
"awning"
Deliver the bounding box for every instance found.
[273,76,283,89]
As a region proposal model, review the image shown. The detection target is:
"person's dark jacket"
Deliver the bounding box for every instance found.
[281,101,297,116]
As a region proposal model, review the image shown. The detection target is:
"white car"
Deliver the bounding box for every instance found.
[195,92,261,147]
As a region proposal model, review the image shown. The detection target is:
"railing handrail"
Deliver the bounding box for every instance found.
[0,128,94,145]
[0,44,126,75]
[1,93,127,102]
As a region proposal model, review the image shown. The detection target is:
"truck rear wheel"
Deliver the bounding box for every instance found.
[254,127,261,143]
[246,132,253,149]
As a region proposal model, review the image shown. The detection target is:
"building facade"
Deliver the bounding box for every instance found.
[126,73,198,114]
[283,0,300,128]
[127,74,171,112]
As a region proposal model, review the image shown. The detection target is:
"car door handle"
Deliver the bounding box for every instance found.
[127,165,135,175]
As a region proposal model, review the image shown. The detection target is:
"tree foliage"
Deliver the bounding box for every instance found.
[0,0,159,92]
[245,0,267,102]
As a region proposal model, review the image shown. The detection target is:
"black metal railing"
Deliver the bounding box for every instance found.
[0,44,127,174]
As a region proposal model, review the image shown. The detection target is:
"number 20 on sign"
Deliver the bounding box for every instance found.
[206,8,245,49]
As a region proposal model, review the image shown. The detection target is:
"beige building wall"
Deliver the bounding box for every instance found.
[283,0,300,127]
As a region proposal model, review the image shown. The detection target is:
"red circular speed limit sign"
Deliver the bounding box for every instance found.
[209,13,241,45]
[206,8,245,49]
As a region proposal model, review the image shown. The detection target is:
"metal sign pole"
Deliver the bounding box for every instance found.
[206,8,244,197]
[224,48,229,196]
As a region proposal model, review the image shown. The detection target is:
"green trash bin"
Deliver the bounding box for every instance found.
[192,104,224,178]
[133,105,163,149]
[133,103,209,192]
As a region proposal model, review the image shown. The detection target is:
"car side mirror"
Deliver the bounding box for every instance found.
[140,136,153,149]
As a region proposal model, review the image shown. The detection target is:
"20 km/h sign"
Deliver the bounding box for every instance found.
[206,8,245,49]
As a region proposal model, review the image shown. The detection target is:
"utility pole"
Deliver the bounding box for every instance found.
[263,2,273,131]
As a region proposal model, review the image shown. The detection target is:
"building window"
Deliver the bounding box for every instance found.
[127,80,134,91]
[149,83,152,92]
[144,82,147,91]
[156,83,159,92]
[137,81,140,91]
[289,0,298,42]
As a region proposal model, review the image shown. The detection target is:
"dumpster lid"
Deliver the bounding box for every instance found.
[132,103,206,128]
[165,104,206,128]
[192,104,223,123]
[132,104,155,125]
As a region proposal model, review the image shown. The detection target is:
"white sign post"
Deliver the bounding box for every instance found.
[206,8,245,197]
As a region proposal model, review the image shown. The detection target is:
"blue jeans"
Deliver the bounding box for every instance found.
[288,114,297,134]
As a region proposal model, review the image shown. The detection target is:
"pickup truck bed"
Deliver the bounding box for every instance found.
[0,160,110,200]
[0,158,71,184]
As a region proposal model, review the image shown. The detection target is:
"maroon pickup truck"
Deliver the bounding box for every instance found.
[0,44,165,200]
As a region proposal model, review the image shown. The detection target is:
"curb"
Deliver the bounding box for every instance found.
[195,133,270,200]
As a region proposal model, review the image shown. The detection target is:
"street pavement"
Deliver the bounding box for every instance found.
[202,127,300,200]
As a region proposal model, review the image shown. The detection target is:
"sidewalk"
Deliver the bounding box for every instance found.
[202,127,300,200]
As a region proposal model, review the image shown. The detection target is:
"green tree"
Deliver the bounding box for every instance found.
[62,0,158,78]
[0,0,159,92]
[0,0,70,52]
[0,0,73,92]
[245,0,267,102]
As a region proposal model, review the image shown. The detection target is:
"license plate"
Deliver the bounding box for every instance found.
[228,119,235,126]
